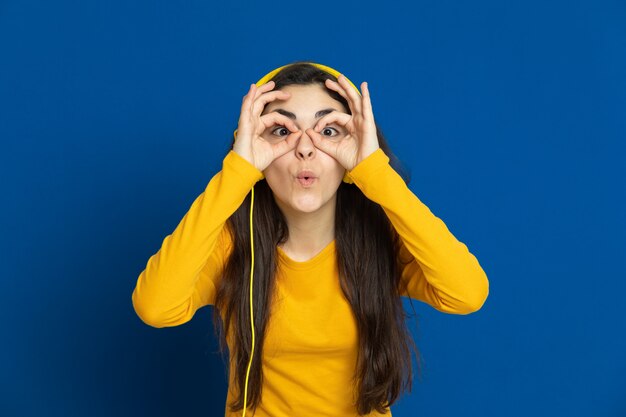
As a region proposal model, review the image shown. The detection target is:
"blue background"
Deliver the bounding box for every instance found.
[1,0,625,416]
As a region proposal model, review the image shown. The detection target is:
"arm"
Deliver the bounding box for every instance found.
[131,150,264,327]
[346,148,489,314]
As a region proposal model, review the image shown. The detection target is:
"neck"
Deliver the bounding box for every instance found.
[277,199,336,259]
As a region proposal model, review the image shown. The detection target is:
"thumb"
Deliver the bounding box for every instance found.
[273,130,301,158]
[307,128,335,157]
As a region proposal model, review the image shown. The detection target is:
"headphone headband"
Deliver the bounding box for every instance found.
[253,62,361,96]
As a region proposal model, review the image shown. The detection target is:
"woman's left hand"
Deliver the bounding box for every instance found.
[306,75,380,171]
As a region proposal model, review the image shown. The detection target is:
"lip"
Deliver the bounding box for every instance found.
[295,170,317,180]
[296,177,317,187]
[295,170,318,188]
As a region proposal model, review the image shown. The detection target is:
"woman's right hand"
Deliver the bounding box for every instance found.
[233,80,302,172]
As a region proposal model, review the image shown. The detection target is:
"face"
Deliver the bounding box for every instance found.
[260,83,348,217]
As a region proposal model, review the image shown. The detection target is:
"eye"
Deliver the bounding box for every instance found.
[272,126,291,137]
[320,126,340,137]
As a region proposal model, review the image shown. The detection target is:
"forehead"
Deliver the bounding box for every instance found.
[263,84,344,114]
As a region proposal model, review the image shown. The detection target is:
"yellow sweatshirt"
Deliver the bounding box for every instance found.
[132,148,489,417]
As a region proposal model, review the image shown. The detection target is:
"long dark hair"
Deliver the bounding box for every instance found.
[211,61,422,415]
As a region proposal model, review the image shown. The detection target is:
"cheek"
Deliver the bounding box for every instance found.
[263,164,290,190]
[330,162,347,183]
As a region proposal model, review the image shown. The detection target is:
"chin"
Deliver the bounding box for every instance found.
[293,194,331,211]
[292,201,323,213]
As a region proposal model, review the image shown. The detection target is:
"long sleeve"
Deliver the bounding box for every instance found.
[132,150,264,328]
[345,148,489,314]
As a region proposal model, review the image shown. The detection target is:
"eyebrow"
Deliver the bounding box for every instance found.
[271,108,337,120]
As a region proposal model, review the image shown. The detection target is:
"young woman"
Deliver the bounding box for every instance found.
[132,61,489,417]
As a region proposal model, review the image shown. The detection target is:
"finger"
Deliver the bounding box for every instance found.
[252,90,291,117]
[253,80,277,101]
[259,112,300,134]
[313,111,352,132]
[337,74,363,115]
[324,79,356,116]
[242,81,279,119]
[239,84,256,119]
[271,130,301,157]
[326,75,362,116]
[306,127,337,156]
[361,81,375,122]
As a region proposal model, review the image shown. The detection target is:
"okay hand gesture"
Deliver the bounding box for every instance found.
[306,75,380,171]
[233,81,302,171]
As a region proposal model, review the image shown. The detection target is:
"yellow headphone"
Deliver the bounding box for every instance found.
[239,62,361,416]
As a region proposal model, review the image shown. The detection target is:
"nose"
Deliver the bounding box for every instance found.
[295,129,316,160]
